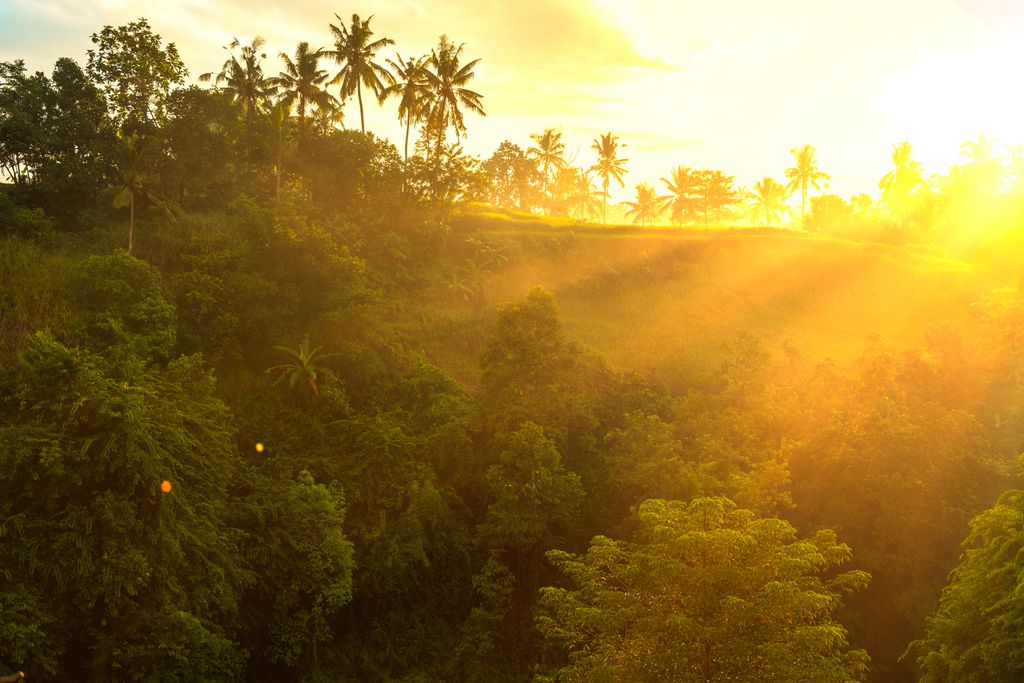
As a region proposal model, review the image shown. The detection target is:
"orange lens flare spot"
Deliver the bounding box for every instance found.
[255,441,265,453]
[161,480,172,493]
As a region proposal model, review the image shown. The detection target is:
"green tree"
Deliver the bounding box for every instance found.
[624,182,660,226]
[111,130,160,253]
[235,469,354,674]
[466,423,584,676]
[380,53,429,161]
[527,128,567,211]
[199,37,276,140]
[912,486,1024,682]
[267,335,338,401]
[481,140,539,211]
[568,168,602,221]
[696,169,739,226]
[0,335,249,679]
[86,18,187,127]
[271,41,336,130]
[422,35,485,159]
[749,176,790,226]
[325,13,394,134]
[785,144,829,225]
[538,497,871,682]
[879,142,929,230]
[0,61,49,185]
[162,86,236,210]
[69,249,177,363]
[660,165,701,224]
[589,132,627,225]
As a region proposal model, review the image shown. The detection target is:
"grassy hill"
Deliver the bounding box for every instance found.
[404,206,986,389]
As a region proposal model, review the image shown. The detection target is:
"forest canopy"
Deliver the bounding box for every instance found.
[2,11,1024,683]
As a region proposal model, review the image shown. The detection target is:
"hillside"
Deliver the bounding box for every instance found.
[411,207,984,389]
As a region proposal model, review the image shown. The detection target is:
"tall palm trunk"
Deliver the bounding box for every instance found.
[128,194,135,253]
[276,149,282,196]
[800,181,807,225]
[404,114,413,162]
[357,81,365,133]
[602,178,608,225]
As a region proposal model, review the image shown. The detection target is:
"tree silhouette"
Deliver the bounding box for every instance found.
[785,144,829,226]
[527,128,566,212]
[423,35,485,161]
[310,100,345,133]
[199,37,275,138]
[324,14,393,134]
[569,169,603,220]
[660,165,701,224]
[879,142,929,229]
[697,169,739,226]
[380,53,429,161]
[272,42,336,129]
[269,101,296,195]
[589,132,628,225]
[625,182,660,226]
[749,177,790,226]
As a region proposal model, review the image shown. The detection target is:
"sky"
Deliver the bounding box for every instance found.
[4,0,1024,201]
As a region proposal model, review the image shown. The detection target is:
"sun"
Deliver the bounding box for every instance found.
[877,40,1024,172]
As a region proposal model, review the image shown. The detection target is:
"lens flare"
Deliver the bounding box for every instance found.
[255,442,265,453]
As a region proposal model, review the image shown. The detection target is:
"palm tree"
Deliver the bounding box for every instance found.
[269,101,296,195]
[879,142,927,196]
[422,35,485,160]
[589,132,628,225]
[749,177,790,226]
[785,144,829,225]
[272,41,336,129]
[310,101,345,133]
[959,132,1002,193]
[527,128,566,211]
[660,165,701,224]
[570,169,603,221]
[324,13,393,133]
[199,37,276,136]
[112,130,158,253]
[879,142,928,229]
[266,336,337,400]
[380,53,429,161]
[625,182,660,227]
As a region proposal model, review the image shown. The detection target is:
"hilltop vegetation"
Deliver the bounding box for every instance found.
[3,15,1024,683]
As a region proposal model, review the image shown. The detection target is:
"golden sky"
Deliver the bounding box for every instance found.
[4,0,1024,200]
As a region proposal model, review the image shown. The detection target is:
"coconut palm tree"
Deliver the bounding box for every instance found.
[422,35,485,160]
[324,13,393,133]
[959,132,1003,193]
[785,144,829,225]
[879,142,927,197]
[570,169,603,221]
[199,36,276,136]
[112,130,159,253]
[879,141,930,231]
[267,335,338,400]
[310,101,345,133]
[749,177,790,226]
[527,128,566,210]
[625,182,660,226]
[380,53,429,161]
[269,101,296,195]
[589,132,628,225]
[272,41,336,129]
[660,165,701,224]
